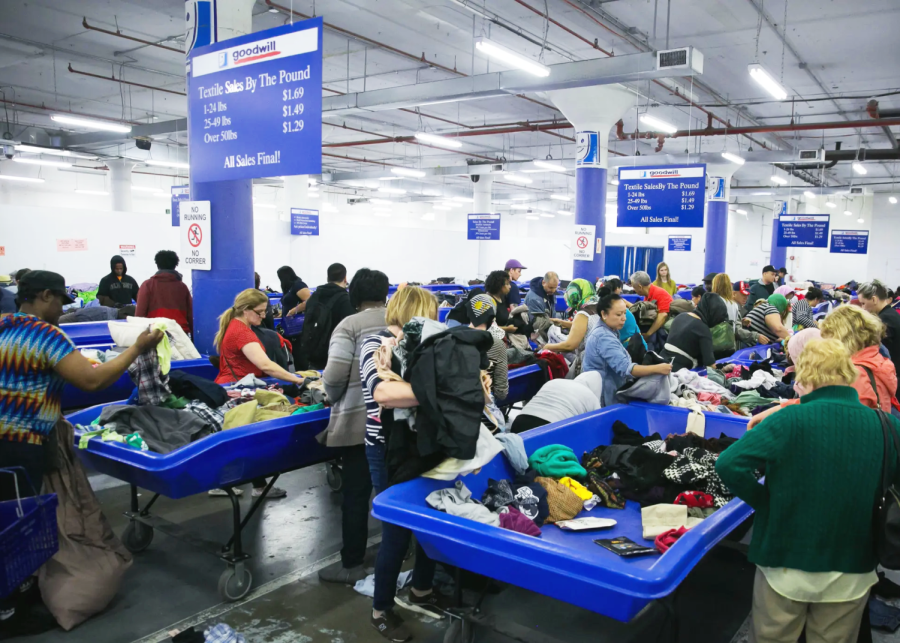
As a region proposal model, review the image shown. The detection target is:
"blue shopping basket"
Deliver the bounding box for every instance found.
[281,314,304,336]
[0,468,59,598]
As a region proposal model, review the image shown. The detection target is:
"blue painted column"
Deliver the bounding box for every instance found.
[769,200,787,270]
[704,200,728,275]
[574,161,607,282]
[189,179,254,354]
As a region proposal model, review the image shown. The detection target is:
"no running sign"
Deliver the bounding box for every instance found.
[180,201,212,270]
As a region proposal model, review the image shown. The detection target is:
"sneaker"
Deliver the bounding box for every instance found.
[397,589,451,618]
[208,488,243,497]
[253,486,287,498]
[318,562,367,585]
[371,610,411,642]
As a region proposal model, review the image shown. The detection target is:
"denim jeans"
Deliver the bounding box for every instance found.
[338,445,373,569]
[366,441,389,496]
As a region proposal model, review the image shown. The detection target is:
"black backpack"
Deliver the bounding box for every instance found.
[301,293,338,368]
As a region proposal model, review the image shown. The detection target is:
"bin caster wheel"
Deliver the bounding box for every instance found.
[122,521,154,553]
[444,618,474,643]
[326,464,343,492]
[218,565,252,602]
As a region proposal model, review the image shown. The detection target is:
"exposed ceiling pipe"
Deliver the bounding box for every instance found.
[615,116,900,140]
[0,97,142,126]
[322,122,575,148]
[866,99,899,150]
[67,63,185,96]
[81,17,182,54]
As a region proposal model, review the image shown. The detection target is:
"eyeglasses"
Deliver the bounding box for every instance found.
[249,307,268,317]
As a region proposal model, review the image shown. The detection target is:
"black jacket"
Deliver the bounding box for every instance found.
[98,255,139,307]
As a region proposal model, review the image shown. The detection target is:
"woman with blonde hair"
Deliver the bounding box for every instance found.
[718,338,900,643]
[653,261,678,296]
[214,288,306,386]
[712,273,771,348]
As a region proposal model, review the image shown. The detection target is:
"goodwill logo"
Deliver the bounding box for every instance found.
[642,169,681,178]
[217,51,228,68]
[193,27,318,78]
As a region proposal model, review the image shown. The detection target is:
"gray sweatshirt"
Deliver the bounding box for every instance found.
[519,371,603,424]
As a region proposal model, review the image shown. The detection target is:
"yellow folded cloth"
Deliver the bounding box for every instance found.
[558,477,593,501]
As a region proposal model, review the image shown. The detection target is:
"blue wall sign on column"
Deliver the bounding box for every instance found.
[180,201,212,270]
[467,213,500,240]
[576,131,600,166]
[617,164,706,227]
[668,235,692,251]
[830,229,869,254]
[187,17,323,183]
[171,185,189,226]
[777,214,830,248]
[290,208,319,236]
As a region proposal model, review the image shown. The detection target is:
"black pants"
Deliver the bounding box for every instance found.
[511,414,550,434]
[339,445,373,569]
[288,334,309,372]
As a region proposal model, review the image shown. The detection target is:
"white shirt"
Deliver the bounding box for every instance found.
[759,567,877,603]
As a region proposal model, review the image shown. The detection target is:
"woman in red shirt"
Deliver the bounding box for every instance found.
[214,289,306,385]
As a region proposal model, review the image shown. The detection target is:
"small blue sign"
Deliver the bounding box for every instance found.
[290,208,319,236]
[830,229,869,254]
[708,176,726,201]
[576,131,600,167]
[171,185,189,226]
[668,235,692,251]
[467,213,500,241]
[617,164,707,227]
[187,18,323,183]
[777,214,830,248]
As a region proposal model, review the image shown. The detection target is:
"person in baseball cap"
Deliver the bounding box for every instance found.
[732,281,751,311]
[504,260,526,307]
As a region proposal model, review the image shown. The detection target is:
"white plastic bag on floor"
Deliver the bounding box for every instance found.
[353,570,413,598]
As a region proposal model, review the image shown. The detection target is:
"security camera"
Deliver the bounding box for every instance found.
[471,175,480,183]
[1,145,13,160]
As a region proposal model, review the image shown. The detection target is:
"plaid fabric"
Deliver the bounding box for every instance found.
[662,447,733,508]
[127,350,170,405]
[184,400,225,432]
[204,623,246,643]
[643,440,668,454]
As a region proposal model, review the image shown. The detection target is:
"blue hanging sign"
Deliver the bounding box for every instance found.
[187,18,323,183]
[617,164,706,227]
[467,213,501,240]
[171,185,189,226]
[576,131,600,167]
[777,214,830,247]
[668,235,692,251]
[830,229,869,254]
[290,208,319,236]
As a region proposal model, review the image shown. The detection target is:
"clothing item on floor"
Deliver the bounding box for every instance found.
[498,505,541,537]
[204,623,246,643]
[421,426,504,481]
[528,444,587,479]
[426,480,500,526]
[98,405,212,454]
[655,526,689,554]
[641,504,704,539]
[494,432,528,475]
[534,476,584,524]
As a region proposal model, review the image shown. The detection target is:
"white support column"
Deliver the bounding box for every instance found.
[474,175,494,279]
[108,158,133,212]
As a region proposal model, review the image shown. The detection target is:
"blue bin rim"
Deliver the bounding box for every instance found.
[373,403,753,602]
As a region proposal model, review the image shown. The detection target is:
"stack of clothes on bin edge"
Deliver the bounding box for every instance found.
[76,334,327,454]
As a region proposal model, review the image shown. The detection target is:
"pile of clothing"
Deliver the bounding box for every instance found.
[668,359,794,418]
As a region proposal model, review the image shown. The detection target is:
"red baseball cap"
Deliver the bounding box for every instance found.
[732,281,751,295]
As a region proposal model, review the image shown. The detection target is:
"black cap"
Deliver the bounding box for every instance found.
[762,265,776,274]
[467,294,497,327]
[18,270,75,304]
[702,272,717,283]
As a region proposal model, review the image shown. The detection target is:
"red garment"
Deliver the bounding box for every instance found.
[851,345,899,413]
[655,526,688,554]
[645,284,673,314]
[136,272,193,334]
[536,351,569,379]
[674,491,715,509]
[215,319,265,384]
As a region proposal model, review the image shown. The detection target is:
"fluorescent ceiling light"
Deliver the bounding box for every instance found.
[511,195,530,201]
[12,157,71,168]
[639,114,677,134]
[803,191,816,199]
[254,203,276,209]
[308,192,320,198]
[771,175,788,185]
[433,205,451,211]
[610,179,619,186]
[735,208,748,215]
[373,212,392,217]
[825,200,836,208]
[0,175,45,183]
[858,217,864,223]
[844,210,852,216]
[378,177,401,181]
[268,7,279,12]
[890,196,898,204]
[752,191,773,196]
[14,144,97,160]
[414,132,462,149]
[748,63,788,100]
[74,189,109,195]
[510,204,530,210]
[550,194,571,201]
[521,169,546,173]
[540,213,554,218]
[504,173,532,184]
[474,37,550,77]
[533,160,566,172]
[525,215,539,220]
[422,189,442,197]
[132,185,160,192]
[557,210,572,216]
[370,198,393,205]
[452,196,473,203]
[852,162,867,175]
[51,114,132,133]
[391,167,427,178]
[421,213,436,221]
[144,159,190,169]
[378,187,406,194]
[721,152,745,165]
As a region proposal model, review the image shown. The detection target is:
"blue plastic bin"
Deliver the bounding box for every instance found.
[60,320,122,346]
[281,314,305,336]
[373,403,752,623]
[621,294,641,304]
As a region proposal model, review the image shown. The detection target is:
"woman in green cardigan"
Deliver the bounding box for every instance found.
[716,338,900,643]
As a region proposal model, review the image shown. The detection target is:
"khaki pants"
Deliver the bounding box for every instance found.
[750,569,868,643]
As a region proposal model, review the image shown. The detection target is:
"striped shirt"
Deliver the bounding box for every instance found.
[745,303,783,342]
[360,329,395,446]
[486,324,509,401]
[0,314,76,444]
[792,298,818,330]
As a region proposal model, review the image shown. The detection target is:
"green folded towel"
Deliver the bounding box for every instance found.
[527,444,587,479]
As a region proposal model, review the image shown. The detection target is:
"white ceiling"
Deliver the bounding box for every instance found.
[0,0,898,201]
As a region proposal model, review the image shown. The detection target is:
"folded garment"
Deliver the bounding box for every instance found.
[423,426,504,481]
[586,471,625,509]
[674,491,715,509]
[222,389,298,429]
[641,504,703,539]
[498,505,541,537]
[558,477,593,500]
[495,432,528,475]
[426,480,500,526]
[535,476,583,524]
[528,444,587,479]
[655,526,689,554]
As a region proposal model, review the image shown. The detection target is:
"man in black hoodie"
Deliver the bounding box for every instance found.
[98,255,139,308]
[300,263,356,369]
